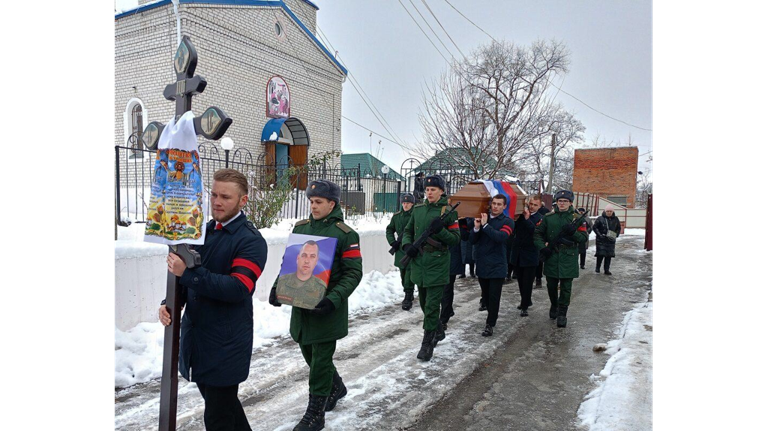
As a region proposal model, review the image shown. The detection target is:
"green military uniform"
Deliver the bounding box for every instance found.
[386,208,414,293]
[274,205,363,396]
[276,273,328,309]
[533,205,588,310]
[402,196,460,331]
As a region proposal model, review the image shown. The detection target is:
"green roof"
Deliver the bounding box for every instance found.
[412,147,515,177]
[340,153,405,181]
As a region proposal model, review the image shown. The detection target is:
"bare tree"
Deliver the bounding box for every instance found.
[416,39,571,179]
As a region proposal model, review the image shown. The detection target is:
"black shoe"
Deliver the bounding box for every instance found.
[293,394,327,431]
[595,267,600,273]
[512,273,518,280]
[325,371,347,412]
[580,265,585,269]
[604,270,612,275]
[458,274,466,279]
[436,323,446,343]
[481,325,494,337]
[517,304,523,310]
[402,291,414,311]
[535,279,542,288]
[549,305,557,320]
[470,274,477,279]
[479,303,487,311]
[505,276,512,283]
[417,330,437,361]
[442,322,448,331]
[520,308,529,317]
[556,306,569,328]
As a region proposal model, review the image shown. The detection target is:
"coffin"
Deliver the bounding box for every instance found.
[450,181,528,219]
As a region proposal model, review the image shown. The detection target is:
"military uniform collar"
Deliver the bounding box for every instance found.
[554,205,574,214]
[310,205,344,225]
[425,196,448,207]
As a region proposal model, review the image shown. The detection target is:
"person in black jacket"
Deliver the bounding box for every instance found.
[160,169,268,431]
[576,207,594,269]
[470,194,515,336]
[526,195,548,288]
[413,172,425,201]
[594,204,622,275]
[439,217,471,337]
[511,197,545,316]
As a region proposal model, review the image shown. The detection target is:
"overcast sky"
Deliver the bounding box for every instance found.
[114,0,653,175]
[315,0,652,175]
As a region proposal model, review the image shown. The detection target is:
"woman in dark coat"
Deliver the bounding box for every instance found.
[593,204,622,275]
[511,199,545,316]
[577,208,594,269]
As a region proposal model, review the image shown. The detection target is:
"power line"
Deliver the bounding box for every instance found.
[397,0,452,64]
[443,0,653,133]
[316,26,408,148]
[406,0,456,61]
[443,0,499,44]
[342,115,412,151]
[420,0,467,61]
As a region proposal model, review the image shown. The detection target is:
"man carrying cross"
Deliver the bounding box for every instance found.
[160,169,267,431]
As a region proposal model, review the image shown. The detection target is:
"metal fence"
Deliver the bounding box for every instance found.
[115,142,402,225]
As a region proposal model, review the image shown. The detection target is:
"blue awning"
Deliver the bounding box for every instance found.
[261,118,287,142]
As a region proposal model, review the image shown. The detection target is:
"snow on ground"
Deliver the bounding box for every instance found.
[589,228,645,241]
[114,269,403,388]
[577,294,653,430]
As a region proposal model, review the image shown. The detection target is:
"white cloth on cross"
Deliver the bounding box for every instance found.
[159,111,198,151]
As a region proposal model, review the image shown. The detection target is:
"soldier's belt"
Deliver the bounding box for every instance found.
[422,244,448,253]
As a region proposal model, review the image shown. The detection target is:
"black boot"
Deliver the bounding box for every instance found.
[535,278,542,288]
[436,322,446,342]
[325,371,347,412]
[549,305,558,320]
[481,324,494,336]
[478,297,487,311]
[417,330,437,361]
[520,308,529,317]
[402,291,413,310]
[293,394,327,431]
[556,306,568,328]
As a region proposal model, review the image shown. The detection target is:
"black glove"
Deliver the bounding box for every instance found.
[403,243,419,258]
[268,286,281,307]
[539,247,553,261]
[309,297,336,316]
[392,239,402,251]
[429,217,445,234]
[560,223,577,236]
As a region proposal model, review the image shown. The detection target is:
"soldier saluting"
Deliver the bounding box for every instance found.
[533,190,588,328]
[268,180,363,431]
[402,175,460,361]
[386,193,416,310]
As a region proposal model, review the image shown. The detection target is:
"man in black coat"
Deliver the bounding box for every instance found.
[470,194,515,336]
[526,195,549,288]
[160,169,268,431]
[576,207,594,269]
[511,197,546,316]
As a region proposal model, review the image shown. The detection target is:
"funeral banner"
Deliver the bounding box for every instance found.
[145,112,206,245]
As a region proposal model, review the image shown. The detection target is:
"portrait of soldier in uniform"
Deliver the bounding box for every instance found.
[276,237,336,309]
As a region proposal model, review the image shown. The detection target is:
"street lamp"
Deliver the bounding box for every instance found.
[221,137,234,168]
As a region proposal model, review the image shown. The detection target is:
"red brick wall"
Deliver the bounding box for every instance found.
[572,147,639,208]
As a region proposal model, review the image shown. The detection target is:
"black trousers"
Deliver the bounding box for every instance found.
[536,261,543,281]
[440,274,457,325]
[596,256,612,272]
[516,266,536,309]
[196,383,251,431]
[579,250,587,267]
[468,262,475,276]
[478,278,504,327]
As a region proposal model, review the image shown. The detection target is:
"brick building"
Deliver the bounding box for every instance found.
[115,0,346,175]
[572,147,639,208]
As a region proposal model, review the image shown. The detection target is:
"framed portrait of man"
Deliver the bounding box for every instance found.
[276,233,337,309]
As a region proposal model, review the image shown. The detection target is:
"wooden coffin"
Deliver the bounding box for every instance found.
[450,181,528,218]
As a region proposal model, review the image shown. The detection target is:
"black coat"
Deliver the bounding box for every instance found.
[510,211,544,268]
[460,217,475,265]
[578,217,594,252]
[450,223,471,275]
[594,212,621,257]
[469,213,514,279]
[178,213,268,386]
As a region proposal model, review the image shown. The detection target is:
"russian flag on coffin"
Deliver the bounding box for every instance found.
[473,180,518,217]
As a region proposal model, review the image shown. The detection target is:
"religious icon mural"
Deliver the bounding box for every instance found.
[266,76,290,119]
[275,233,337,309]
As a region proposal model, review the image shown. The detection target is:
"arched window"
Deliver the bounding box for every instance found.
[129,104,144,159]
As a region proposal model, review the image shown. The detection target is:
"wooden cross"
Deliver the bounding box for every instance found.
[141,36,233,431]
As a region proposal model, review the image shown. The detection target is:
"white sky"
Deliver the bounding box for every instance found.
[315,0,652,175]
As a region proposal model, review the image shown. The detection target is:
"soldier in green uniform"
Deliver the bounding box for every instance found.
[402,175,460,361]
[386,193,416,310]
[269,180,363,431]
[533,190,589,328]
[276,241,328,309]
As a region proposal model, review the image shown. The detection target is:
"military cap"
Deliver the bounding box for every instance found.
[424,174,446,191]
[401,193,415,204]
[306,180,341,204]
[554,189,575,202]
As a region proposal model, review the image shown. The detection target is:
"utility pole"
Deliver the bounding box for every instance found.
[547,133,556,193]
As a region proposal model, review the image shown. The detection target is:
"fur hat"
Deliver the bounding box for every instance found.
[424,175,446,191]
[401,193,415,204]
[554,189,574,202]
[306,180,341,204]
[604,204,615,212]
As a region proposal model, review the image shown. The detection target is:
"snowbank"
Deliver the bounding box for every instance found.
[115,269,404,388]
